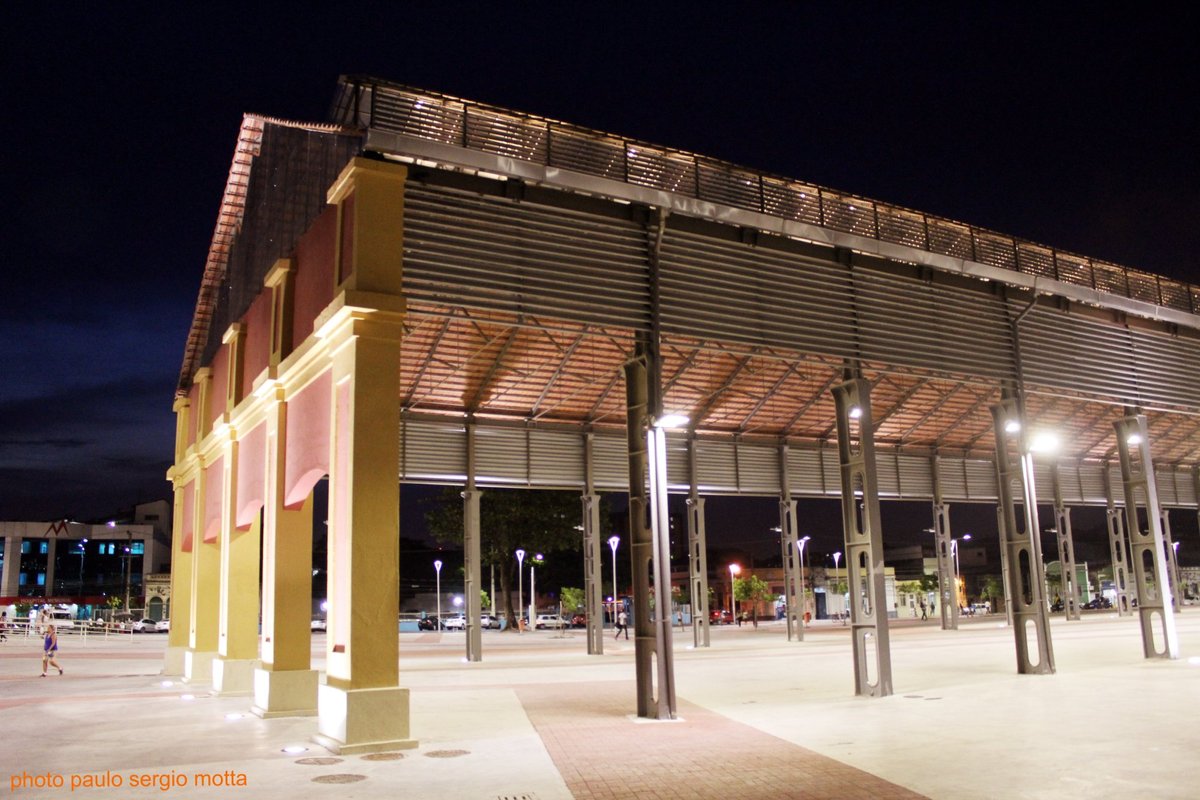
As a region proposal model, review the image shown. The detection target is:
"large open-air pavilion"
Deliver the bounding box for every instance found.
[166,76,1200,755]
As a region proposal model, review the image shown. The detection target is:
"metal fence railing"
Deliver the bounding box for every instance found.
[333,76,1199,317]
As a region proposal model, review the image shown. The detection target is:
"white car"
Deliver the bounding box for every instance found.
[132,618,158,633]
[311,618,327,632]
[155,619,171,633]
[479,614,499,629]
[534,614,565,630]
[442,615,466,630]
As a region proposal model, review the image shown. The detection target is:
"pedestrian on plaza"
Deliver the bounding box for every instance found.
[615,609,629,639]
[41,624,63,677]
[919,600,927,620]
[0,614,8,642]
[676,610,684,630]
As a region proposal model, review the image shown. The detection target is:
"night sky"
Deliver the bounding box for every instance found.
[3,7,1197,563]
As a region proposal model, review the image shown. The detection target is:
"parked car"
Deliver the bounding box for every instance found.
[310,618,327,632]
[155,619,171,633]
[479,614,499,629]
[710,609,732,625]
[417,616,440,631]
[570,613,587,628]
[442,615,466,630]
[534,614,565,629]
[132,618,158,633]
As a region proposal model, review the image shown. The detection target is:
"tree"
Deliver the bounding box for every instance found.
[425,488,609,631]
[560,586,584,615]
[733,575,773,628]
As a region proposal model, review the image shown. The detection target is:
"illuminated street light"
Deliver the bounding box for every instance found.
[729,563,741,623]
[516,549,526,630]
[434,559,443,631]
[608,535,620,624]
[798,536,811,627]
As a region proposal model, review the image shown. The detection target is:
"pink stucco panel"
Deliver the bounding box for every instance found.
[236,421,267,530]
[241,289,272,391]
[292,206,337,348]
[209,344,229,425]
[202,455,224,543]
[284,369,331,508]
[181,480,195,552]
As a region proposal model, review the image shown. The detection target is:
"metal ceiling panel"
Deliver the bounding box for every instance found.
[528,429,585,487]
[401,417,467,481]
[474,425,527,484]
[736,443,780,494]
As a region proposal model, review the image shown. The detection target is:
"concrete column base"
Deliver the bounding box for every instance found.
[163,646,188,676]
[183,649,216,685]
[251,668,318,718]
[212,657,258,695]
[312,684,418,754]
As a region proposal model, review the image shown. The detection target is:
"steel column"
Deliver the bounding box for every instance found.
[463,422,482,662]
[1161,511,1182,612]
[1050,468,1081,621]
[582,432,604,655]
[1103,463,1134,616]
[831,372,893,697]
[686,435,711,648]
[995,505,1014,626]
[1113,414,1178,658]
[625,343,675,719]
[930,456,958,630]
[780,444,803,641]
[991,396,1055,674]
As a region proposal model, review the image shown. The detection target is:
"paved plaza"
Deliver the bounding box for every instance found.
[2,612,1198,799]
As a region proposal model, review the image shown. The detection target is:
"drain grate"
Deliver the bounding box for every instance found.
[424,749,470,758]
[311,774,366,784]
[295,757,343,766]
[496,794,539,800]
[361,752,406,761]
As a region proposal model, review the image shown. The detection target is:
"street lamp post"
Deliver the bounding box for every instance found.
[728,564,741,623]
[608,535,620,625]
[832,551,842,615]
[951,534,972,610]
[798,536,810,626]
[434,560,443,630]
[76,539,88,596]
[530,553,543,628]
[515,549,526,630]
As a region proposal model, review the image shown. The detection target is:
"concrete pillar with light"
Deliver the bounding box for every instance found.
[832,369,893,697]
[1103,461,1134,617]
[930,455,959,630]
[1050,465,1081,621]
[582,433,605,655]
[990,394,1055,674]
[1161,511,1182,612]
[686,433,711,648]
[779,443,803,642]
[463,421,482,662]
[1114,413,1178,659]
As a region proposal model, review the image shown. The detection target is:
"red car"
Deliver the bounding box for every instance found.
[570,613,587,628]
[710,609,732,625]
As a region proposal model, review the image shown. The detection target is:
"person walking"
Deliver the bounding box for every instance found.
[615,609,629,639]
[41,625,63,677]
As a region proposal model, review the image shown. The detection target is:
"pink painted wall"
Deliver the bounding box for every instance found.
[292,206,337,349]
[241,289,272,392]
[236,422,266,530]
[202,455,224,543]
[284,370,331,508]
[209,344,228,426]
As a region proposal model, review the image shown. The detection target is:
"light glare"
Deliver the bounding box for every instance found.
[1029,431,1059,454]
[655,413,689,429]
[1004,420,1021,433]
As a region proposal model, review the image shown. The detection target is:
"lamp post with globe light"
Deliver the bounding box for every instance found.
[728,563,741,623]
[608,535,620,624]
[434,560,443,630]
[515,549,525,630]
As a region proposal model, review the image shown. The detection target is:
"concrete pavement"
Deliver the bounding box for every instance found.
[2,613,1198,799]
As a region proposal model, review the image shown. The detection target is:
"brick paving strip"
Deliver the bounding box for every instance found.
[516,681,928,800]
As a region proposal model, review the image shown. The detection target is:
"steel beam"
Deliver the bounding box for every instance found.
[463,422,482,662]
[1162,511,1182,613]
[831,371,893,697]
[1103,462,1134,616]
[686,435,711,648]
[995,505,1014,626]
[780,443,804,641]
[930,456,958,630]
[582,433,604,655]
[1050,467,1081,621]
[991,396,1055,674]
[1113,414,1179,659]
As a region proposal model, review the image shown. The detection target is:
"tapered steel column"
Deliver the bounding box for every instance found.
[582,433,605,655]
[1050,468,1081,621]
[625,344,676,718]
[991,396,1055,674]
[1103,464,1134,617]
[1114,414,1178,659]
[463,422,482,662]
[995,505,1014,626]
[686,435,711,648]
[1161,511,1182,613]
[780,444,803,641]
[831,372,892,697]
[931,457,958,630]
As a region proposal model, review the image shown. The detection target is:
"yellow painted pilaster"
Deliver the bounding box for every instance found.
[314,309,412,753]
[185,460,220,684]
[194,367,214,442]
[163,475,193,674]
[266,258,296,367]
[328,157,407,296]
[214,433,261,695]
[253,392,317,718]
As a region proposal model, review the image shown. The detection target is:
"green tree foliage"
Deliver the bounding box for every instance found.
[560,586,584,613]
[733,574,773,628]
[424,487,609,630]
